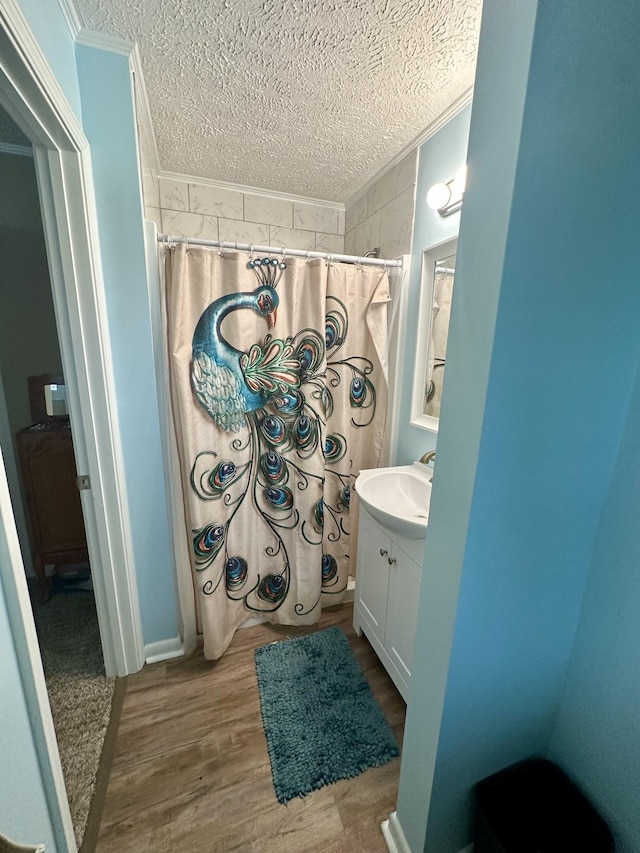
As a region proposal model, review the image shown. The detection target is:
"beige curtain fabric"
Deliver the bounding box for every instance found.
[166,245,388,659]
[321,262,389,593]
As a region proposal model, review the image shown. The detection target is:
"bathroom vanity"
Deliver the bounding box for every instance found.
[353,504,424,702]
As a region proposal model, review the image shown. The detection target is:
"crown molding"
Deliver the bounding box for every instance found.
[345,86,474,209]
[76,28,135,56]
[158,170,345,210]
[0,142,33,157]
[56,0,81,38]
[130,44,161,174]
[75,31,161,176]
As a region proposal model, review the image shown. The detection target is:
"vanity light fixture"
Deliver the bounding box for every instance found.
[427,165,467,217]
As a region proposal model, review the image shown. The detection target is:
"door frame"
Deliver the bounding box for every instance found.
[0,4,145,673]
[0,2,146,845]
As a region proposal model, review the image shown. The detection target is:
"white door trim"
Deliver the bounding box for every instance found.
[0,2,145,672]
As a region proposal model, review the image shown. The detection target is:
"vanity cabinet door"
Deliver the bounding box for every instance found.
[355,510,391,643]
[385,545,421,687]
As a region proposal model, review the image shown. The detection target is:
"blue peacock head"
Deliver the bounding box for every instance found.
[254,285,279,330]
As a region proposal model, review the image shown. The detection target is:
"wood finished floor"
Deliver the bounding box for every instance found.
[95,603,406,852]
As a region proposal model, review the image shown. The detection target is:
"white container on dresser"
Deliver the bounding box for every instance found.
[353,505,424,702]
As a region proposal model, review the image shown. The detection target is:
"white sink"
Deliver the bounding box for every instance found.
[355,463,432,539]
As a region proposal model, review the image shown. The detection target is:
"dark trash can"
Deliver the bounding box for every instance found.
[474,758,615,853]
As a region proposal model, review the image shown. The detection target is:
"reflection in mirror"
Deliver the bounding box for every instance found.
[411,238,457,432]
[44,383,67,417]
[424,252,455,418]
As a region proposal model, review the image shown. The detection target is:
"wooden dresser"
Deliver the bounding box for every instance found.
[16,422,88,600]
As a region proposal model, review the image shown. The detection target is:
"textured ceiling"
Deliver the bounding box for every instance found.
[74,0,481,202]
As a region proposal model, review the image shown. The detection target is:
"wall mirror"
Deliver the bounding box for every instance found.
[411,238,457,432]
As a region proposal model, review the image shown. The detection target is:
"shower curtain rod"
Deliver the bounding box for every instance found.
[157,234,402,269]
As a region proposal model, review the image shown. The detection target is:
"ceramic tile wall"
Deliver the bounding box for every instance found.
[344,149,418,259]
[147,177,345,253]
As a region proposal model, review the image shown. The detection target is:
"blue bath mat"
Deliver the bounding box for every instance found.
[254,625,399,804]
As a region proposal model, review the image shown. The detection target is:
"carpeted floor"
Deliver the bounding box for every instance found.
[30,584,116,849]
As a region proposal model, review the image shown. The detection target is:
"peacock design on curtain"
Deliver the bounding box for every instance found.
[166,245,388,658]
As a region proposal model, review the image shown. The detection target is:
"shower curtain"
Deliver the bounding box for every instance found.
[166,245,389,659]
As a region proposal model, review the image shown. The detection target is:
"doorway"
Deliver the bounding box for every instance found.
[0,136,116,846]
[0,0,146,672]
[0,142,90,595]
[0,5,146,850]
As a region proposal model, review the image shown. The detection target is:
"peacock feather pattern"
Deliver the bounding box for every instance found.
[188,257,380,615]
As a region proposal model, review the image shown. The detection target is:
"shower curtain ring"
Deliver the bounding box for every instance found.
[249,244,254,260]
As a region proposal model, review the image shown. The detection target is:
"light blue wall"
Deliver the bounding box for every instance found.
[15,0,82,119]
[396,1,538,847]
[548,370,640,850]
[398,1,640,851]
[395,107,471,466]
[0,570,55,850]
[75,44,179,647]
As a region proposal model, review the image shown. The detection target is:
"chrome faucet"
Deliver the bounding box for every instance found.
[419,450,436,465]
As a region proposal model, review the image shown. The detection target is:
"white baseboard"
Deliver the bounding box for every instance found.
[146,579,356,658]
[382,811,411,853]
[144,635,184,664]
[382,812,472,853]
